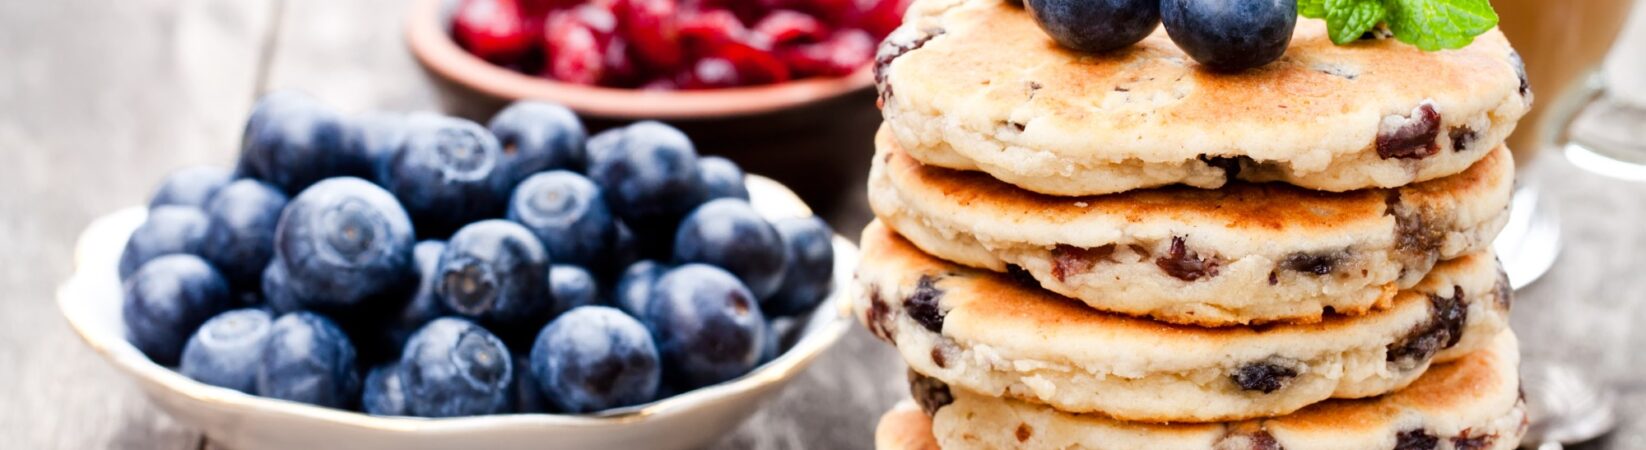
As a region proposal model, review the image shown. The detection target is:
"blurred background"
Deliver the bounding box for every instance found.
[3,0,1646,448]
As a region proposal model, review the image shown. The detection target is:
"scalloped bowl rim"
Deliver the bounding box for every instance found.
[57,175,855,436]
[403,0,877,120]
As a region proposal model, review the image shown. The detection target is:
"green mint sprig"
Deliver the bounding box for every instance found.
[1298,0,1499,51]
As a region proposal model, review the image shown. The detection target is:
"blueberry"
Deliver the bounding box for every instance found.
[384,240,452,349]
[400,318,513,417]
[348,112,418,178]
[238,91,369,194]
[765,216,835,316]
[586,121,706,225]
[272,177,415,313]
[511,354,552,413]
[630,217,684,262]
[644,264,765,388]
[257,312,360,408]
[584,127,623,168]
[436,220,554,341]
[697,156,749,201]
[149,166,233,209]
[613,260,667,318]
[673,199,789,300]
[758,319,782,365]
[601,219,642,278]
[261,258,302,314]
[758,317,802,364]
[336,240,454,361]
[180,308,273,393]
[200,179,288,291]
[488,101,588,183]
[654,380,682,401]
[120,206,210,280]
[549,264,600,315]
[123,255,234,365]
[507,171,614,267]
[1160,0,1296,71]
[1025,0,1159,53]
[531,306,661,413]
[380,115,511,237]
[362,363,408,416]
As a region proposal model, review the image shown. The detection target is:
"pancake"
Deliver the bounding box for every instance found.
[852,221,1512,423]
[877,0,1529,196]
[883,332,1524,450]
[869,128,1513,326]
[878,401,941,450]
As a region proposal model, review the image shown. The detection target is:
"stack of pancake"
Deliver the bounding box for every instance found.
[853,0,1532,447]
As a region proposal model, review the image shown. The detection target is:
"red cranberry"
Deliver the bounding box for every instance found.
[679,0,733,12]
[1214,431,1282,450]
[755,10,829,45]
[715,40,792,85]
[641,76,680,90]
[1155,236,1221,281]
[571,2,620,35]
[543,12,606,85]
[865,288,896,343]
[848,0,912,38]
[780,29,874,76]
[681,57,743,89]
[602,37,642,87]
[1395,429,1439,450]
[680,9,750,51]
[542,5,641,86]
[1376,103,1442,160]
[460,0,899,88]
[618,0,686,71]
[755,0,805,16]
[1231,361,1298,393]
[518,0,576,17]
[453,0,535,65]
[907,370,953,415]
[796,0,855,25]
[1452,433,1495,450]
[515,0,556,48]
[1049,244,1116,281]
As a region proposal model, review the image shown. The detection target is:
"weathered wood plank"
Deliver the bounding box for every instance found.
[0,0,274,448]
[7,0,1646,447]
[1512,150,1646,450]
[260,0,441,112]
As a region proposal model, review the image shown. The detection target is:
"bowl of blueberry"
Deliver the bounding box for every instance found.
[56,92,854,450]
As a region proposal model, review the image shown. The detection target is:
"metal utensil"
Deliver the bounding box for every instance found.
[1521,361,1618,449]
[1493,185,1562,290]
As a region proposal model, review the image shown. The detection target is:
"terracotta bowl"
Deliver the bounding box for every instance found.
[60,176,856,450]
[405,0,883,216]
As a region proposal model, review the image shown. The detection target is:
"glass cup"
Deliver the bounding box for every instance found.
[1498,0,1638,163]
[1562,3,1646,179]
[1490,0,1639,288]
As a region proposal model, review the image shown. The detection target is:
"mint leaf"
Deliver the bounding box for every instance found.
[1323,0,1387,44]
[1383,0,1499,51]
[1299,0,1328,18]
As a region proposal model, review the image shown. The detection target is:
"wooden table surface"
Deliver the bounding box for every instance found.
[1,0,1643,448]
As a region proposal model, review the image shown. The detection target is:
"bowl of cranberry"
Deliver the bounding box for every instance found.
[406,0,903,214]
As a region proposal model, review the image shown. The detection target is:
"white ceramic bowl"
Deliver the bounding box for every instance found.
[57,176,855,450]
